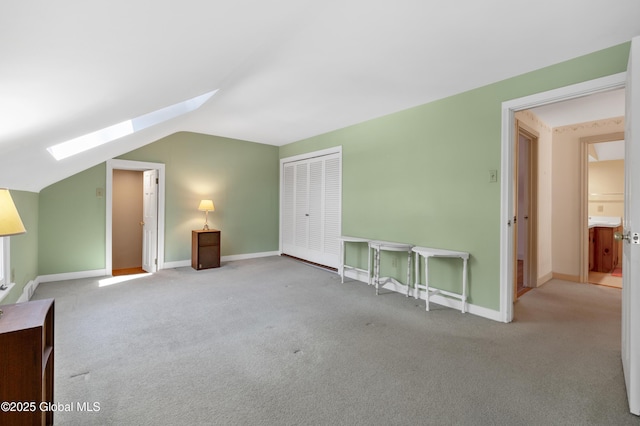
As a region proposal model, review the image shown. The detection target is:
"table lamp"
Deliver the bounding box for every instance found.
[0,189,26,300]
[198,200,215,230]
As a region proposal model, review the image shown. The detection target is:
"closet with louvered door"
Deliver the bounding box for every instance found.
[281,151,341,269]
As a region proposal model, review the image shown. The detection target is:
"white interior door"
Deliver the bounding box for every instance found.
[622,35,640,416]
[516,133,530,289]
[142,169,158,273]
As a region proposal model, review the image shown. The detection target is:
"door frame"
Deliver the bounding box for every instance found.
[513,120,539,299]
[579,131,625,283]
[106,159,166,275]
[500,72,626,323]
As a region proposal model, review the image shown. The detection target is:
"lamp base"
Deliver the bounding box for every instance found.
[203,224,209,230]
[0,284,7,291]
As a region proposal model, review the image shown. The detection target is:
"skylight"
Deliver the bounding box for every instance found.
[47,90,218,160]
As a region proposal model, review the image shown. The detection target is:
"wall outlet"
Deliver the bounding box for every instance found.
[489,170,498,183]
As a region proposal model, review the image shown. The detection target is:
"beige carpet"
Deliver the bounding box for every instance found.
[30,256,638,425]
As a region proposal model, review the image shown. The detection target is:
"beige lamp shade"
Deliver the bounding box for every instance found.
[0,189,26,237]
[198,200,215,211]
[198,199,215,230]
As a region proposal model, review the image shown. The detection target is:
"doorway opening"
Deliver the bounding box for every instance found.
[112,169,144,275]
[106,159,166,277]
[500,72,626,323]
[581,134,625,288]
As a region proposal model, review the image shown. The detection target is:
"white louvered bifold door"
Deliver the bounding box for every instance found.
[281,152,341,268]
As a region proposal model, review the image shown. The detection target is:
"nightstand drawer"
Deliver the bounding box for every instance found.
[199,231,220,247]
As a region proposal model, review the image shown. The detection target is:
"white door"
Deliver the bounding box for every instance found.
[142,169,158,273]
[281,152,341,268]
[622,35,640,416]
[516,132,531,290]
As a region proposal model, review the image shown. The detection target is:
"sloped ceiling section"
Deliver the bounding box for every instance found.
[1,0,639,192]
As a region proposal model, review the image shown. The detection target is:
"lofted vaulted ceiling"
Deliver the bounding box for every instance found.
[1,0,639,192]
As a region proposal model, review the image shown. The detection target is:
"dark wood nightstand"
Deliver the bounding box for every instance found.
[192,229,221,270]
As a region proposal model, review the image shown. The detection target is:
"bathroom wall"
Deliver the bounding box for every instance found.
[588,159,624,218]
[552,117,625,279]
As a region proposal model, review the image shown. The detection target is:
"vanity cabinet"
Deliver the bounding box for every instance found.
[589,228,595,271]
[591,226,622,273]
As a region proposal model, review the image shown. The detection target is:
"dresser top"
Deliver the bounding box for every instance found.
[0,298,54,334]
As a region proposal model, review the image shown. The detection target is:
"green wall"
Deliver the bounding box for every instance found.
[36,132,279,276]
[4,42,631,313]
[39,163,107,274]
[279,43,631,311]
[118,132,280,261]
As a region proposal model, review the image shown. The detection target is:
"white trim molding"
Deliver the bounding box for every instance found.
[39,269,108,283]
[499,72,626,323]
[280,146,343,165]
[106,159,166,275]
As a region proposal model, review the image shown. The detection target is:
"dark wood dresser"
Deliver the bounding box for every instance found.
[0,298,54,426]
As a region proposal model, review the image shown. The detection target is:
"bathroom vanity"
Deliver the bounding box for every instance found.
[589,216,622,273]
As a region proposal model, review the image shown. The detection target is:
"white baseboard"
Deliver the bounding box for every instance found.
[222,251,279,262]
[39,269,108,283]
[343,269,501,322]
[162,260,191,269]
[163,251,280,270]
[342,268,371,283]
[35,252,280,284]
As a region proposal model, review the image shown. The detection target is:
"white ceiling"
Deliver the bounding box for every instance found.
[589,140,626,162]
[1,0,639,192]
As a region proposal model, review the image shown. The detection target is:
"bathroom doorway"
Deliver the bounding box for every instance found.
[581,134,625,288]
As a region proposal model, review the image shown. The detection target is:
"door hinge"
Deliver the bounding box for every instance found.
[155,178,159,184]
[155,258,158,265]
